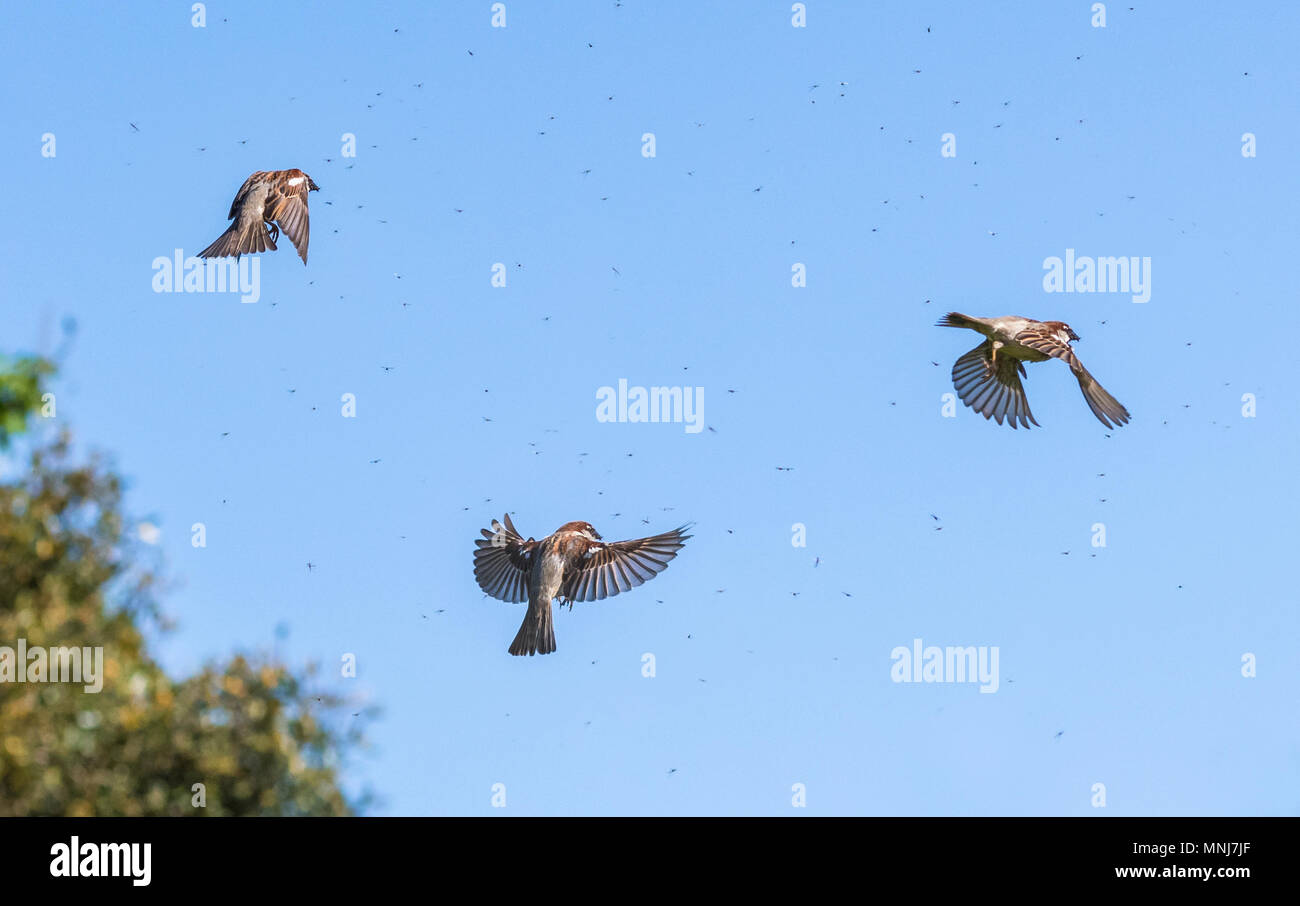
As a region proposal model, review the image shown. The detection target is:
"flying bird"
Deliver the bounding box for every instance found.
[937,312,1130,428]
[473,514,691,656]
[199,169,320,264]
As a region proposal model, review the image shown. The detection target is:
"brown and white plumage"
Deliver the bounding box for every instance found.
[938,312,1130,429]
[199,169,320,264]
[474,515,692,656]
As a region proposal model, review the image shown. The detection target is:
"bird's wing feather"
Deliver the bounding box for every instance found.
[264,175,313,262]
[1013,325,1080,368]
[560,525,692,603]
[473,516,537,603]
[952,341,1038,429]
[1013,327,1130,428]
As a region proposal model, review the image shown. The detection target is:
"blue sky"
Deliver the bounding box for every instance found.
[2,1,1296,815]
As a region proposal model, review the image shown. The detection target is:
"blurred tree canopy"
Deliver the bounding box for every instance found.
[0,356,53,449]
[0,357,369,815]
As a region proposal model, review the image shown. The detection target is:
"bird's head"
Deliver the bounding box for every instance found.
[556,521,601,542]
[1045,320,1080,342]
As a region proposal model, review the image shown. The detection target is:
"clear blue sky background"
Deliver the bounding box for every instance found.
[2,1,1296,815]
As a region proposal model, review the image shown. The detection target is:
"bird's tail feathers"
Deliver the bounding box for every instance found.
[199,222,275,259]
[936,311,982,330]
[508,603,556,656]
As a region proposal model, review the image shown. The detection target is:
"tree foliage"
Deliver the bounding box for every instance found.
[0,358,368,816]
[0,356,54,450]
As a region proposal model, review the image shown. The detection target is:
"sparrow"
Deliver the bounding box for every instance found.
[199,169,320,264]
[473,514,691,656]
[937,312,1130,428]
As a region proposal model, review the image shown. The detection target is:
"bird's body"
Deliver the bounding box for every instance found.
[937,312,1130,429]
[474,515,691,656]
[528,532,575,611]
[199,169,320,264]
[230,181,271,239]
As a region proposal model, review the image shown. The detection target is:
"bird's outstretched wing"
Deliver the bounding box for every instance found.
[951,341,1039,429]
[473,514,537,603]
[1013,326,1130,428]
[263,173,314,263]
[560,525,692,603]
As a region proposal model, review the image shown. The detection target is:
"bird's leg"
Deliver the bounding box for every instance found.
[267,221,280,244]
[991,340,1003,370]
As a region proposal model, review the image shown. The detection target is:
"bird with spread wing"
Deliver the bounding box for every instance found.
[474,514,692,656]
[199,169,320,264]
[937,312,1130,429]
